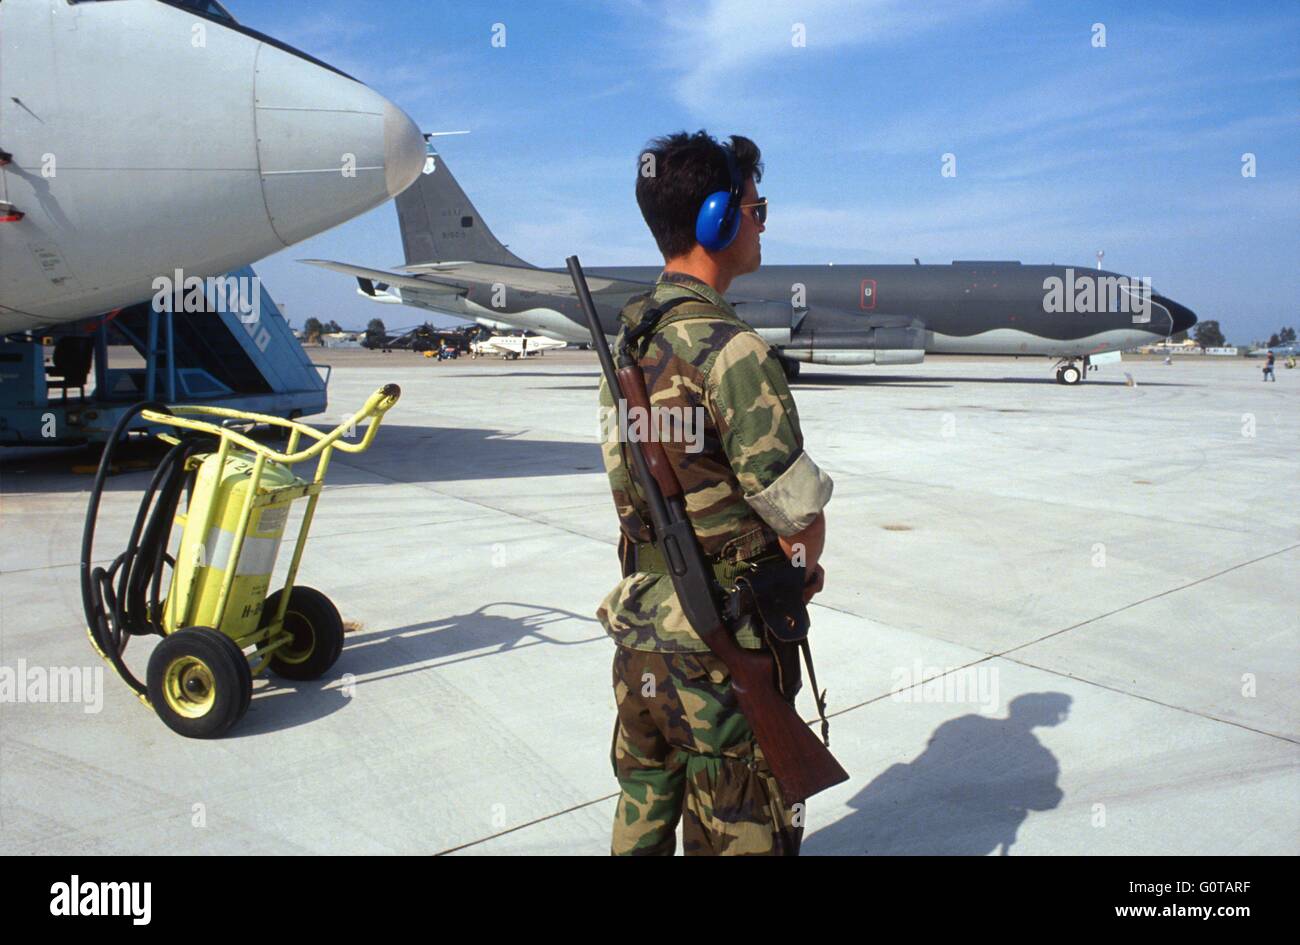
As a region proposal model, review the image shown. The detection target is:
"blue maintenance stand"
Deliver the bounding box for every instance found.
[0,266,329,446]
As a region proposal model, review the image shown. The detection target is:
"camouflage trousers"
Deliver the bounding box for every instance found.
[610,644,803,856]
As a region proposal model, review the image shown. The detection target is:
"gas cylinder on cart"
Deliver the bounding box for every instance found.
[163,450,300,640]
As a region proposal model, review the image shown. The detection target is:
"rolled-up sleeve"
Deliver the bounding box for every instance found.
[705,331,834,536]
[743,450,833,535]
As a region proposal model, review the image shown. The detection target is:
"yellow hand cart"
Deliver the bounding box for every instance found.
[81,384,401,737]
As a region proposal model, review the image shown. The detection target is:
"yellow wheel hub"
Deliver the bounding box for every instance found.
[161,656,217,718]
[276,610,316,665]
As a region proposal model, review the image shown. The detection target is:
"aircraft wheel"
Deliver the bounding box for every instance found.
[1055,368,1066,384]
[780,357,801,381]
[1061,365,1082,385]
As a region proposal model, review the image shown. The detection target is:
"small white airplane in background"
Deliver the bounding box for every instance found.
[471,334,567,359]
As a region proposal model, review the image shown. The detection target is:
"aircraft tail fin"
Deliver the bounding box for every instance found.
[396,148,532,269]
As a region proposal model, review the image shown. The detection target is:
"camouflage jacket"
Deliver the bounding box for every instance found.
[596,271,834,653]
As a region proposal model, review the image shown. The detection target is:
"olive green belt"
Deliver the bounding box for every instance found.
[623,539,782,583]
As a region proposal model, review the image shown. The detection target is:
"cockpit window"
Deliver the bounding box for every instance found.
[163,0,357,83]
[68,0,356,83]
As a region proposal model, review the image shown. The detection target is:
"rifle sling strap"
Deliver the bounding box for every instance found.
[801,639,832,747]
[620,295,720,361]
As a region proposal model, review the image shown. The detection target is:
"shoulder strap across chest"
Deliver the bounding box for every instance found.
[621,294,734,359]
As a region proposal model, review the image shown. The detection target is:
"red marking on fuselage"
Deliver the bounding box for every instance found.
[860,279,877,310]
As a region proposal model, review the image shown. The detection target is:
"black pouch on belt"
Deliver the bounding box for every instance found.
[723,556,834,745]
[724,557,810,698]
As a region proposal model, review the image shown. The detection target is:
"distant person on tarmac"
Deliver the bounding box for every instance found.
[1263,351,1276,381]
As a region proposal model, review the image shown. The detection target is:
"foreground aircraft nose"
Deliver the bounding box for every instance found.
[1154,294,1198,335]
[253,44,425,246]
[383,106,428,197]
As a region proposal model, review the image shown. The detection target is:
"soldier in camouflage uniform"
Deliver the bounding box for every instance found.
[596,132,834,856]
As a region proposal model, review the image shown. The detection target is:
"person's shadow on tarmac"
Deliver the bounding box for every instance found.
[805,692,1071,855]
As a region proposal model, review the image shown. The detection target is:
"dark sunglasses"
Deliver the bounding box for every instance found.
[740,198,767,225]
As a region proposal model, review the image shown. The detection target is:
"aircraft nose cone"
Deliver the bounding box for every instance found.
[253,44,424,246]
[1156,295,1198,335]
[383,103,426,198]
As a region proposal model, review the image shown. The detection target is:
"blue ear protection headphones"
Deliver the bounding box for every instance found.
[695,143,743,251]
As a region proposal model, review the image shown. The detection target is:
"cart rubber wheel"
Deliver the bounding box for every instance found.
[260,586,345,681]
[147,627,252,738]
[209,630,253,718]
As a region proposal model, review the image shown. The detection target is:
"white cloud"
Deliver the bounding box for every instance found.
[652,0,1010,114]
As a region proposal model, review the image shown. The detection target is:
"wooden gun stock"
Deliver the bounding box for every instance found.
[616,364,682,499]
[705,615,850,804]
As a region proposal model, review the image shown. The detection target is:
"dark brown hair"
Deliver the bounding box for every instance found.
[635,131,763,258]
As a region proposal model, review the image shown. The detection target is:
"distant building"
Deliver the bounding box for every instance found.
[1136,339,1216,355]
[1144,343,1242,358]
[321,331,362,348]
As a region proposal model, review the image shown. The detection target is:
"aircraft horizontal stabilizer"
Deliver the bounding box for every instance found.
[300,259,466,297]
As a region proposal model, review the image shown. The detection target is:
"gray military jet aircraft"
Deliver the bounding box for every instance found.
[305,147,1197,386]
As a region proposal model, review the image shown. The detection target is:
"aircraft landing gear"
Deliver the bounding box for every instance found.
[777,355,801,381]
[1054,357,1085,385]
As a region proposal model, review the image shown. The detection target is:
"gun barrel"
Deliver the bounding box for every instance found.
[566,255,619,378]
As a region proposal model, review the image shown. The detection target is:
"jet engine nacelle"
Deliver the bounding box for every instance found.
[783,349,926,365]
[646,301,928,365]
[740,303,928,365]
[736,303,925,351]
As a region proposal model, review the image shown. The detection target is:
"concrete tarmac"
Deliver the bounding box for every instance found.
[1,352,1295,854]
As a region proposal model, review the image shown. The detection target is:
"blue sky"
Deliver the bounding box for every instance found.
[232,0,1299,345]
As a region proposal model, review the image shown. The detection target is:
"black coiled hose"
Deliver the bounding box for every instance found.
[80,404,212,695]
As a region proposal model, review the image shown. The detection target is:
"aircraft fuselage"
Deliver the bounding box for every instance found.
[401,262,1197,362]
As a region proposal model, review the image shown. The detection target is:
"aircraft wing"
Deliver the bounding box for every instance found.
[301,259,467,297]
[401,261,653,296]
